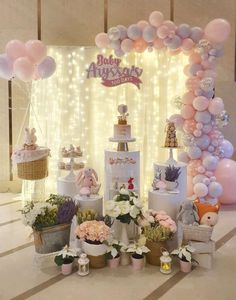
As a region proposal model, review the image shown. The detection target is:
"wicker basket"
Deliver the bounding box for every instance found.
[33,223,71,254]
[146,241,167,266]
[183,224,213,243]
[17,156,48,180]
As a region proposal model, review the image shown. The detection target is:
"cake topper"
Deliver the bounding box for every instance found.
[117,104,129,125]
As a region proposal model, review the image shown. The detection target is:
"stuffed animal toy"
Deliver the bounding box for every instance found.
[77,167,100,196]
[23,128,37,150]
[194,199,220,227]
[128,177,134,190]
[177,200,199,225]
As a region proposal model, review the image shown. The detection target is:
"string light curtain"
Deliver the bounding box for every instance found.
[29,46,187,198]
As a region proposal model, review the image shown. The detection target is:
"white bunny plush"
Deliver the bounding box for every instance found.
[76,167,101,196]
[23,128,37,150]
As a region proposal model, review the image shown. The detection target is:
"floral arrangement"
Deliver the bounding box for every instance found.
[126,235,150,258]
[171,245,196,263]
[76,220,111,244]
[105,189,143,224]
[165,165,181,182]
[105,238,125,259]
[20,194,76,231]
[139,209,177,242]
[54,245,78,266]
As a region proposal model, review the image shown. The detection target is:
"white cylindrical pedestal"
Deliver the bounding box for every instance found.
[74,194,103,216]
[57,172,78,198]
[148,189,184,221]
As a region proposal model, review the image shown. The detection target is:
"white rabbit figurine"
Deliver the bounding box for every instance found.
[23,128,37,150]
[76,167,101,196]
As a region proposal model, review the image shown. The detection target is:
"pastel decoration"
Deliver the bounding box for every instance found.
[187,175,194,196]
[190,27,204,43]
[108,27,121,41]
[204,18,231,44]
[202,155,218,171]
[193,96,209,111]
[163,20,176,31]
[149,11,164,27]
[134,38,148,53]
[143,26,156,42]
[121,39,134,53]
[208,181,223,198]
[189,53,202,64]
[182,91,195,105]
[37,56,56,79]
[117,25,127,40]
[164,35,182,50]
[153,38,164,49]
[189,64,202,76]
[181,105,195,119]
[178,151,190,163]
[176,24,191,39]
[13,57,34,81]
[193,174,207,185]
[220,139,234,158]
[5,40,26,60]
[95,33,110,48]
[127,24,142,40]
[157,25,170,39]
[114,48,124,57]
[181,38,194,51]
[195,134,210,150]
[0,54,13,80]
[25,40,47,64]
[109,40,121,50]
[208,97,224,115]
[193,182,208,197]
[188,146,202,159]
[137,20,149,30]
[195,111,211,124]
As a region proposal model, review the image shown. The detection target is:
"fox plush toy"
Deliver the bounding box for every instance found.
[194,199,220,227]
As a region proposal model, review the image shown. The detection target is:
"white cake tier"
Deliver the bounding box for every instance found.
[148,189,184,221]
[57,172,78,198]
[114,124,131,140]
[74,194,103,216]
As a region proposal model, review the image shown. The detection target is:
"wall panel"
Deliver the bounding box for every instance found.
[41,0,104,45]
[174,0,235,82]
[108,0,170,27]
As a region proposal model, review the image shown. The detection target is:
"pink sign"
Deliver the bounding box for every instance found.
[86,54,143,89]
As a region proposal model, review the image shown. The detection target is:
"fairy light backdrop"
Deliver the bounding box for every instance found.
[29,46,187,198]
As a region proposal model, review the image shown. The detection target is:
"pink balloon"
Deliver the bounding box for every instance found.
[203,70,217,79]
[185,77,200,91]
[153,38,165,49]
[137,20,149,30]
[208,97,224,115]
[181,38,194,51]
[157,25,170,39]
[215,159,236,204]
[182,91,195,104]
[193,96,209,111]
[194,182,208,197]
[121,39,134,53]
[163,20,176,31]
[183,65,191,76]
[95,33,110,48]
[204,18,231,44]
[187,175,194,197]
[181,105,196,119]
[5,40,26,61]
[169,49,181,56]
[134,38,148,53]
[188,160,202,177]
[189,53,202,64]
[25,40,47,64]
[149,11,164,27]
[183,119,196,133]
[13,57,34,81]
[38,56,56,79]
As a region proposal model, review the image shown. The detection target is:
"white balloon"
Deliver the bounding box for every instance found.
[202,155,218,171]
[108,27,121,41]
[208,181,223,198]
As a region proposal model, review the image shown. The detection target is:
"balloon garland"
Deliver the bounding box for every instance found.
[0,39,56,81]
[95,11,235,204]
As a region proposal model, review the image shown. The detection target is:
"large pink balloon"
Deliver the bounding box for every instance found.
[38,56,56,79]
[193,96,209,111]
[121,39,134,53]
[149,11,164,27]
[181,104,195,119]
[25,40,47,64]
[204,19,231,44]
[134,38,148,53]
[13,57,34,81]
[208,97,224,115]
[5,40,26,61]
[95,33,109,48]
[215,159,236,204]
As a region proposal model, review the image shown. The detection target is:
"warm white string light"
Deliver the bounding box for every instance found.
[29,46,187,198]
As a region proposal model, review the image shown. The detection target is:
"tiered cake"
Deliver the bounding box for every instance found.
[164,121,178,148]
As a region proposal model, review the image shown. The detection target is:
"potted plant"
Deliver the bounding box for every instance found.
[105,238,125,268]
[138,209,177,266]
[105,189,143,265]
[76,220,111,268]
[165,165,181,191]
[20,194,77,254]
[171,244,197,273]
[54,245,77,275]
[126,235,150,270]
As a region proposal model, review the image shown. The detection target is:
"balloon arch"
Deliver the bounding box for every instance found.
[95,11,235,205]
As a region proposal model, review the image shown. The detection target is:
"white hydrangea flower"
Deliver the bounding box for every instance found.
[130,205,140,218]
[118,201,130,215]
[120,189,129,195]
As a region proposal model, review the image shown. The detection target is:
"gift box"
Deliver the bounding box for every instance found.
[189,240,215,254]
[192,253,213,269]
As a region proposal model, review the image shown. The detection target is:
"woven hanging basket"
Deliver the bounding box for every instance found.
[17,156,48,180]
[33,223,71,254]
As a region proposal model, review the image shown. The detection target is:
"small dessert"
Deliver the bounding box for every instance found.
[164,121,178,148]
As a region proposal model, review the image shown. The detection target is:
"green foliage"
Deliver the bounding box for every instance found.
[117,213,132,224]
[46,194,73,207]
[77,209,98,225]
[54,254,74,266]
[33,207,58,231]
[143,225,172,242]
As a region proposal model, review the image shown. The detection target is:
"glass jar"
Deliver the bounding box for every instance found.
[160,251,172,274]
[77,253,89,276]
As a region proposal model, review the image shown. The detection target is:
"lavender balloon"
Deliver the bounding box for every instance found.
[0,54,13,80]
[195,111,212,124]
[38,56,56,79]
[189,64,202,76]
[196,134,210,150]
[164,35,182,50]
[176,24,191,39]
[190,27,204,43]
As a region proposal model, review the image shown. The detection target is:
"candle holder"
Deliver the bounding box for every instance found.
[160,249,172,274]
[77,253,90,276]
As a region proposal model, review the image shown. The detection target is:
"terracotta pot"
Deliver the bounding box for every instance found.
[180,260,192,273]
[61,262,73,275]
[88,254,106,269]
[131,255,144,270]
[146,241,167,266]
[107,256,120,268]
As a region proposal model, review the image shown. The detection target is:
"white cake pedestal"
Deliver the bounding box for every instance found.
[57,171,78,198]
[148,189,184,221]
[74,194,103,216]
